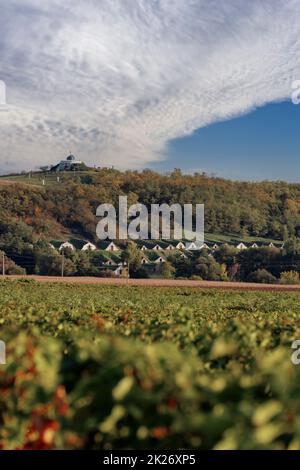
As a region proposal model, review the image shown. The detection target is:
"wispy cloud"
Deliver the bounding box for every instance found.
[0,0,300,172]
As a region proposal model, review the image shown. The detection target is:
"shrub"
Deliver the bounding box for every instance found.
[160,262,175,279]
[0,250,26,275]
[247,268,276,284]
[279,271,300,285]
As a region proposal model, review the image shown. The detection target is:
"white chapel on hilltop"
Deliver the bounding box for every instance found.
[41,153,83,172]
[52,153,83,172]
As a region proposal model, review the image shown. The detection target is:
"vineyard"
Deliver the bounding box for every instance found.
[1,279,300,449]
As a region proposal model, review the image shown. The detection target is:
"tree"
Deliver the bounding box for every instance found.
[74,252,94,276]
[121,241,142,277]
[170,256,193,279]
[282,238,300,256]
[195,254,228,281]
[160,261,175,279]
[282,225,289,242]
[35,253,61,276]
[0,251,25,275]
[279,271,300,285]
[247,269,276,284]
[35,252,76,276]
[214,245,238,271]
[237,247,280,280]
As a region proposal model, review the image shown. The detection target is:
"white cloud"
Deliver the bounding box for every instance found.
[0,0,300,172]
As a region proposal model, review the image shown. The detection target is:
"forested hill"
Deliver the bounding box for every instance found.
[0,168,300,242]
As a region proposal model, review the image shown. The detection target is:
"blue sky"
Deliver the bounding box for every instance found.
[1,1,300,180]
[154,101,300,181]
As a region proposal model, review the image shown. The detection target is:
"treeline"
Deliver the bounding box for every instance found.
[175,242,300,284]
[1,206,300,282]
[2,237,300,285]
[1,168,300,241]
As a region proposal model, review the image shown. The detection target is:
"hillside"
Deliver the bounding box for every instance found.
[0,168,299,243]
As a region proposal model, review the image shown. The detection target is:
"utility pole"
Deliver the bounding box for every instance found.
[2,252,5,277]
[61,250,65,278]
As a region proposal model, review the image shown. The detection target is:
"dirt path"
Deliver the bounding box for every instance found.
[4,275,300,292]
[0,179,41,188]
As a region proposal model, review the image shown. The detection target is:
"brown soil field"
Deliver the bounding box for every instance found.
[4,275,300,292]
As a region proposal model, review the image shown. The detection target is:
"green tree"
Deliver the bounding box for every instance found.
[160,261,175,279]
[195,253,227,281]
[247,269,276,284]
[121,241,142,277]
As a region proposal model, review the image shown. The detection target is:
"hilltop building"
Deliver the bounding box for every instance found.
[50,153,83,172]
[39,153,84,172]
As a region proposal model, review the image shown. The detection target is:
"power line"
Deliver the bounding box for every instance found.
[61,249,64,278]
[2,252,5,276]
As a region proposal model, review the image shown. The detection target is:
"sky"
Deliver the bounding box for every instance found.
[155,101,300,181]
[0,0,300,180]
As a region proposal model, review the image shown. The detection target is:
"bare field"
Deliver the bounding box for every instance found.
[5,275,300,292]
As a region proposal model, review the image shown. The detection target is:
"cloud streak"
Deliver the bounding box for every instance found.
[0,0,300,172]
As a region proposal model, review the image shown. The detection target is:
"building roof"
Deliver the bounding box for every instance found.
[97,240,120,251]
[91,250,122,264]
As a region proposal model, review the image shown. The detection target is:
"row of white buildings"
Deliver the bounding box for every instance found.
[51,239,283,254]
[47,239,283,276]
